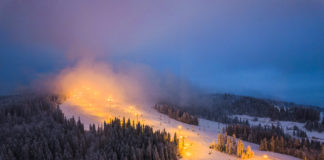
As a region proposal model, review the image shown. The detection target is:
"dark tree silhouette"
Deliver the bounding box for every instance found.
[154,103,198,125]
[0,95,179,160]
[170,93,321,125]
[226,124,322,160]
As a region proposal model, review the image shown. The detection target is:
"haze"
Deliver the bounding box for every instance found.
[0,0,323,107]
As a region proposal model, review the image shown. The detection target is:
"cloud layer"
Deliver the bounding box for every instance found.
[0,0,323,106]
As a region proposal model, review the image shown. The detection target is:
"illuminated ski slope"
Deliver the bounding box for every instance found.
[61,102,300,160]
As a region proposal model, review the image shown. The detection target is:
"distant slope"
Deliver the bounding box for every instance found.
[176,93,322,123]
[159,94,324,160]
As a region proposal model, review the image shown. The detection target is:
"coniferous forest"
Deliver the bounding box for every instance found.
[0,95,179,160]
[176,94,323,126]
[225,124,324,160]
[159,94,324,160]
[210,133,254,159]
[154,103,199,125]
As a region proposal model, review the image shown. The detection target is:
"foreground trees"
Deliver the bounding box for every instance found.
[210,133,254,159]
[0,95,179,160]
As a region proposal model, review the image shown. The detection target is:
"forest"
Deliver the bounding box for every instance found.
[176,93,322,125]
[159,94,324,160]
[154,103,198,125]
[210,133,254,159]
[225,124,324,160]
[305,119,324,132]
[0,95,179,160]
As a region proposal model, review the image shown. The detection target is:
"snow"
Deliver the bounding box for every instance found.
[61,102,300,160]
[231,114,324,143]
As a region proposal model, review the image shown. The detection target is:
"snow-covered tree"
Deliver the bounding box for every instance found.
[245,145,254,158]
[236,139,244,157]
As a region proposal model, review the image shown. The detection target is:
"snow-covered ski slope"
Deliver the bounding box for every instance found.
[61,102,300,160]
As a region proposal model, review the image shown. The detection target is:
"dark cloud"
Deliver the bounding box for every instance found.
[0,0,323,106]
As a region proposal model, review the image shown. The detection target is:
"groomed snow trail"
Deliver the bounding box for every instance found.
[61,103,300,160]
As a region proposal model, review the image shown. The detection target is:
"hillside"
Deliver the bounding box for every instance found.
[1,94,321,160]
[175,93,323,125]
[60,92,306,160]
[0,95,179,160]
[156,94,324,159]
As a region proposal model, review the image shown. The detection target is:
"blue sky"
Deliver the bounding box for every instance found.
[0,0,324,107]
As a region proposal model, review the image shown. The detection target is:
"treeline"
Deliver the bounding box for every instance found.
[293,125,308,138]
[0,95,179,160]
[175,93,321,124]
[154,103,198,125]
[305,118,324,132]
[210,133,254,159]
[155,102,249,127]
[225,124,324,160]
[226,124,285,144]
[229,95,320,122]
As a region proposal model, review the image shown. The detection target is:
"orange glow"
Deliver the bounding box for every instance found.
[263,155,268,159]
[54,62,151,122]
[56,62,242,160]
[106,97,113,102]
[185,151,192,157]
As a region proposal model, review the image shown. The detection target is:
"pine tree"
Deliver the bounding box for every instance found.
[241,152,247,159]
[248,133,253,142]
[245,145,254,158]
[259,138,265,151]
[233,134,237,145]
[173,132,178,145]
[270,136,275,152]
[63,143,73,159]
[226,136,231,154]
[279,136,285,153]
[319,144,324,160]
[21,144,30,159]
[153,145,161,160]
[220,134,226,151]
[263,138,268,151]
[131,147,137,160]
[227,137,233,155]
[275,136,280,152]
[112,152,118,160]
[293,138,300,148]
[216,134,223,151]
[237,139,244,157]
[160,146,166,160]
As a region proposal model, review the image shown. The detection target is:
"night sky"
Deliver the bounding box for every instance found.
[0,0,323,107]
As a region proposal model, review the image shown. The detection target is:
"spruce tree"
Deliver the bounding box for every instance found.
[259,139,265,151]
[320,144,324,160]
[270,136,275,152]
[227,137,233,155]
[245,145,254,158]
[226,137,230,154]
[216,134,222,151]
[236,139,244,157]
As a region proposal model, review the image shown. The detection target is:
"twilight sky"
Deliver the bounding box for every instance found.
[0,0,324,107]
